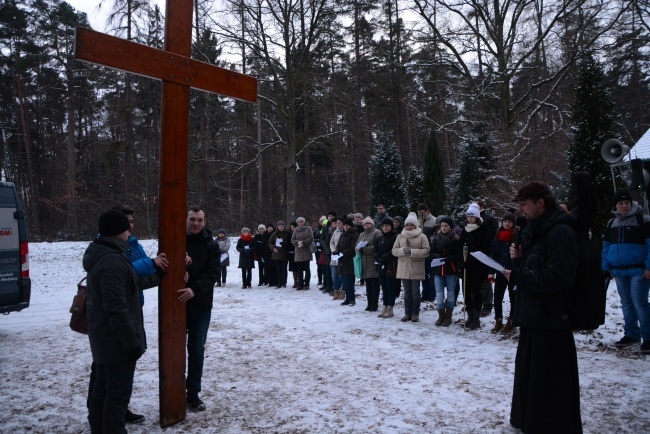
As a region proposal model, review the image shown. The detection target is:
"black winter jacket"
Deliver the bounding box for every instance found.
[510,207,578,329]
[186,228,220,312]
[336,228,359,276]
[237,236,256,269]
[83,237,160,364]
[374,229,398,276]
[431,230,461,276]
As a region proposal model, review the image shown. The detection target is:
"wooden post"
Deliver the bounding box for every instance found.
[74,1,256,426]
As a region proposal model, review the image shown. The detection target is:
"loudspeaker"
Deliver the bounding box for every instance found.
[601,139,629,164]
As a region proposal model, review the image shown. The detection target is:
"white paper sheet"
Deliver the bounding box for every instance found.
[275,238,283,247]
[430,257,446,267]
[356,240,367,249]
[220,253,228,262]
[331,253,342,261]
[470,251,505,272]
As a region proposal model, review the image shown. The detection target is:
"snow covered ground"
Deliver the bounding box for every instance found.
[0,239,648,433]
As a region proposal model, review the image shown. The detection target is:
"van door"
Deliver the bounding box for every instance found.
[0,182,30,314]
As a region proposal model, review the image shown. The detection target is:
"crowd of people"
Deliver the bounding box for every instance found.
[81,180,650,434]
[223,202,517,332]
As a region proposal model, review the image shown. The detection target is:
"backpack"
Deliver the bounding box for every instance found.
[568,171,606,330]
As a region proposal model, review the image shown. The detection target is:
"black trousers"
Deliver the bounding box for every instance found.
[296,261,311,287]
[88,359,137,434]
[274,259,288,286]
[241,268,252,286]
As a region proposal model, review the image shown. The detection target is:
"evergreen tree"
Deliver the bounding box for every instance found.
[405,165,424,212]
[568,52,618,239]
[369,134,408,218]
[447,126,488,218]
[423,128,446,215]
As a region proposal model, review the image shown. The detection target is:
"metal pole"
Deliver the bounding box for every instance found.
[462,244,468,331]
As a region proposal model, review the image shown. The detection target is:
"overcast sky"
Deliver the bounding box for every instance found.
[65,0,167,33]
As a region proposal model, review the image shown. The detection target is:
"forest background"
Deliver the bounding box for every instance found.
[1,0,648,240]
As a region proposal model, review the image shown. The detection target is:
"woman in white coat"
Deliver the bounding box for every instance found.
[392,212,430,322]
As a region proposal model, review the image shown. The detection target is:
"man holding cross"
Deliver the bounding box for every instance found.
[177,206,220,412]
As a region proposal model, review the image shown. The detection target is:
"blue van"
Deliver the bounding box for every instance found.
[0,182,30,314]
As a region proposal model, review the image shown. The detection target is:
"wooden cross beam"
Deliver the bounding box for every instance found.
[74,1,256,427]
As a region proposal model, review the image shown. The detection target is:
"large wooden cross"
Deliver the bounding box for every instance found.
[74,0,256,427]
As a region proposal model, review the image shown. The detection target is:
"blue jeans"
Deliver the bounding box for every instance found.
[342,274,355,302]
[614,275,650,341]
[331,264,342,290]
[434,274,459,310]
[186,310,212,399]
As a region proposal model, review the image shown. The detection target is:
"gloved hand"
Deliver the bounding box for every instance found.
[403,247,411,256]
[358,247,365,254]
[298,241,304,248]
[244,245,250,250]
[488,274,495,283]
[602,270,612,279]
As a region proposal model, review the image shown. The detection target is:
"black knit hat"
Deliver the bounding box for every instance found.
[612,190,633,207]
[343,218,354,227]
[98,210,131,237]
[379,216,394,227]
[438,216,454,228]
[502,213,516,224]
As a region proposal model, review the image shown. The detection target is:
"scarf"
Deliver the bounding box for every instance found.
[497,228,514,243]
[240,232,253,242]
[464,223,479,233]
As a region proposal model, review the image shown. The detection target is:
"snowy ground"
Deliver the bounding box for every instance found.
[0,239,648,433]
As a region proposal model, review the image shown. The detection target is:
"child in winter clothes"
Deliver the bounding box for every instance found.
[490,213,517,333]
[216,229,230,286]
[236,228,255,288]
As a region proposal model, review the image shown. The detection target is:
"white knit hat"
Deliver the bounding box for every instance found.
[465,203,482,219]
[258,224,266,231]
[362,217,374,225]
[404,212,419,227]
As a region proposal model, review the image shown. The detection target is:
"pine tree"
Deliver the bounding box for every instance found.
[405,165,424,212]
[369,135,409,218]
[447,127,488,218]
[423,128,446,215]
[568,52,618,238]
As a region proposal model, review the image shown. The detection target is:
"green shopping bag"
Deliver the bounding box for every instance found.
[354,252,363,278]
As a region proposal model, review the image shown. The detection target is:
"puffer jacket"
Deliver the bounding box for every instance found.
[357,226,382,278]
[602,201,650,276]
[375,229,397,276]
[510,207,578,329]
[292,225,314,262]
[83,237,160,364]
[392,227,430,280]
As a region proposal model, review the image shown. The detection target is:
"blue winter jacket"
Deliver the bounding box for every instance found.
[126,235,157,305]
[602,202,650,277]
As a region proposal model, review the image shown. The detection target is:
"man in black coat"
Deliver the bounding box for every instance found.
[503,181,582,434]
[84,210,160,434]
[177,206,221,412]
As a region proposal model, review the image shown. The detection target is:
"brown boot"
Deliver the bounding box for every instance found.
[442,307,453,327]
[434,309,445,326]
[491,318,503,333]
[501,318,513,334]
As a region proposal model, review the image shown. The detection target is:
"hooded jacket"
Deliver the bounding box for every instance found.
[83,237,160,364]
[602,201,650,276]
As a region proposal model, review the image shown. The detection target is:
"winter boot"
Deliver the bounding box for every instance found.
[401,314,412,322]
[491,318,503,333]
[501,318,513,334]
[434,309,446,326]
[411,314,419,322]
[382,306,394,318]
[469,310,482,330]
[442,307,453,327]
[378,306,388,317]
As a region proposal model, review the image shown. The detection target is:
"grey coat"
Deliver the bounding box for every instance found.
[357,227,382,278]
[292,226,314,262]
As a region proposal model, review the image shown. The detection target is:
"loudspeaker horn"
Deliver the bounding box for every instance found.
[601,138,629,164]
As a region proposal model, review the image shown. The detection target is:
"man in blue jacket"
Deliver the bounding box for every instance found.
[602,190,650,354]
